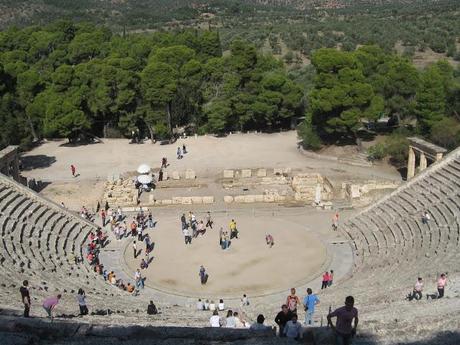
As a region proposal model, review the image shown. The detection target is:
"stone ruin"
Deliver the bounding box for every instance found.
[103,177,137,206]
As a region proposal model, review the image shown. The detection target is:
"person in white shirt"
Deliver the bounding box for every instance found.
[209,310,221,327]
[225,310,236,328]
[241,294,249,306]
[204,299,210,310]
[412,277,423,300]
[218,299,225,311]
[284,314,303,339]
[196,299,204,310]
[209,301,216,311]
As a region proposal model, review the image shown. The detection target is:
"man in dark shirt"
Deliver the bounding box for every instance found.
[275,304,293,337]
[20,280,30,317]
[147,300,158,315]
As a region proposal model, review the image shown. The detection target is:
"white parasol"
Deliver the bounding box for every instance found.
[137,174,153,184]
[137,164,151,174]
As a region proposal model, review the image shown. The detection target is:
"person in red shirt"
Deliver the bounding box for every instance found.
[321,271,330,289]
[286,288,300,314]
[70,164,76,177]
[327,296,359,345]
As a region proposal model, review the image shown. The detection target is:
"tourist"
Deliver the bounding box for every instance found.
[199,265,208,284]
[196,220,206,236]
[265,234,274,248]
[437,273,447,298]
[205,211,213,229]
[101,209,106,227]
[284,314,303,339]
[77,288,88,316]
[321,271,330,289]
[422,211,431,224]
[327,296,359,345]
[332,212,339,231]
[204,299,210,310]
[229,219,238,239]
[286,288,301,314]
[225,310,236,327]
[20,280,31,318]
[161,157,167,169]
[197,299,204,310]
[303,288,320,326]
[221,230,230,250]
[133,241,137,259]
[241,294,250,306]
[250,314,270,330]
[328,270,334,287]
[219,227,224,246]
[210,310,221,327]
[126,283,135,293]
[182,144,187,154]
[209,300,216,311]
[71,164,76,177]
[135,269,144,289]
[410,277,423,300]
[148,211,154,228]
[183,227,192,245]
[177,147,182,159]
[218,299,225,311]
[181,214,187,229]
[158,169,163,182]
[233,311,245,328]
[42,294,61,320]
[147,300,158,315]
[275,304,293,337]
[140,258,148,269]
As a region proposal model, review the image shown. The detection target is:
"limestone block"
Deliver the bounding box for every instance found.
[254,194,264,202]
[162,171,168,180]
[294,193,303,201]
[181,197,192,204]
[241,169,252,178]
[348,185,361,199]
[257,169,267,177]
[223,170,234,178]
[185,169,196,179]
[263,194,275,202]
[116,179,122,186]
[234,195,246,203]
[323,201,333,210]
[283,168,292,174]
[202,196,214,204]
[132,195,138,204]
[273,168,283,175]
[172,197,183,204]
[244,195,256,203]
[274,194,286,202]
[224,196,234,203]
[191,196,203,204]
[172,171,180,180]
[161,199,172,205]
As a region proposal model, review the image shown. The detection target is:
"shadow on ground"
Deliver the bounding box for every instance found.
[20,155,56,171]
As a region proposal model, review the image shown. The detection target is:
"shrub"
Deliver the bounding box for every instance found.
[430,117,460,150]
[367,143,386,161]
[297,121,322,151]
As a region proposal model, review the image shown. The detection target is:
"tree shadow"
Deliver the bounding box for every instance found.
[20,155,56,171]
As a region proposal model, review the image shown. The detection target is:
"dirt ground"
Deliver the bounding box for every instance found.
[122,211,328,298]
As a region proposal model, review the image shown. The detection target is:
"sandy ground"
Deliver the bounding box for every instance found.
[21,131,400,182]
[122,211,329,298]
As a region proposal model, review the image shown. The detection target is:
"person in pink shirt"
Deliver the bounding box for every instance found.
[437,273,447,298]
[43,294,61,320]
[321,271,330,289]
[327,296,359,345]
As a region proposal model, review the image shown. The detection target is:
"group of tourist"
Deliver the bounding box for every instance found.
[180,211,213,245]
[408,273,448,301]
[321,270,334,289]
[177,144,187,159]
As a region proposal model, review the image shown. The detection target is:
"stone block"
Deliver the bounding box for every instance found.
[254,194,264,202]
[244,195,256,203]
[223,170,234,178]
[191,196,203,204]
[263,194,275,202]
[273,168,283,175]
[181,197,192,204]
[162,171,168,180]
[185,169,196,179]
[161,199,172,205]
[234,195,246,203]
[257,169,267,177]
[241,169,252,178]
[348,184,361,199]
[172,197,183,205]
[224,196,234,203]
[149,195,155,203]
[172,171,180,180]
[202,196,214,204]
[274,194,286,202]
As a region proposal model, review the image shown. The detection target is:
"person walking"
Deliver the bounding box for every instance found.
[321,271,330,289]
[327,296,359,345]
[135,269,144,289]
[328,270,334,287]
[133,241,137,259]
[286,288,301,314]
[71,164,76,177]
[20,280,31,317]
[332,212,339,231]
[77,289,88,316]
[183,228,192,245]
[205,211,213,229]
[437,273,447,298]
[181,214,187,230]
[275,304,293,337]
[303,288,320,326]
[177,147,182,159]
[42,294,61,320]
[100,209,106,227]
[199,265,208,285]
